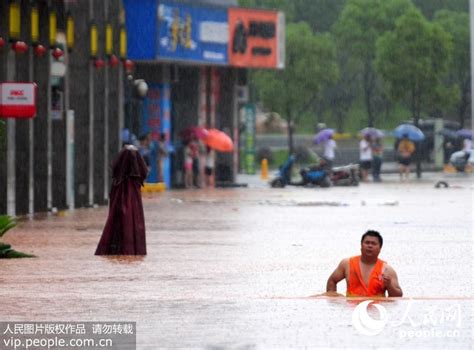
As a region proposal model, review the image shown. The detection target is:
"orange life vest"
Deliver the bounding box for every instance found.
[347,255,386,297]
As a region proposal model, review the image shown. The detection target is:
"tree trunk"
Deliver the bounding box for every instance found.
[414,89,421,179]
[286,109,294,155]
[364,63,374,127]
[459,78,470,128]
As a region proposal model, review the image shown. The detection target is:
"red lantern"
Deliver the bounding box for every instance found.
[94,58,105,69]
[109,54,119,67]
[12,41,28,54]
[34,44,47,57]
[123,59,134,73]
[0,38,5,49]
[52,47,64,60]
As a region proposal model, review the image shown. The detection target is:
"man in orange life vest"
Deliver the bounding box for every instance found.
[325,230,403,297]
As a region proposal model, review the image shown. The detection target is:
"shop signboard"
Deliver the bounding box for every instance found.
[0,83,37,118]
[142,83,172,188]
[157,1,229,64]
[244,103,256,174]
[228,8,285,69]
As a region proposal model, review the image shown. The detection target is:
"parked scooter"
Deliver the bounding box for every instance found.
[270,155,360,188]
[331,163,360,186]
[269,155,299,188]
[450,150,473,172]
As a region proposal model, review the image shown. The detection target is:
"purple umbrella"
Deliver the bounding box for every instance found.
[313,128,335,144]
[456,129,473,139]
[359,127,384,139]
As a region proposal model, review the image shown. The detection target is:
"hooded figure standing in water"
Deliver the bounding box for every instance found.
[95,145,148,255]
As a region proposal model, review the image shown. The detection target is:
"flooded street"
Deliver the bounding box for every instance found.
[1,173,473,349]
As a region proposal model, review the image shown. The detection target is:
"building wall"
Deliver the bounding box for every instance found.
[0,0,124,215]
[0,1,8,215]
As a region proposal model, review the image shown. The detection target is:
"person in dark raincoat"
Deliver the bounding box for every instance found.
[95,145,148,255]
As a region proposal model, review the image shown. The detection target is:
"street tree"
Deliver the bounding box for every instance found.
[375,8,452,177]
[375,8,452,124]
[434,10,470,127]
[253,22,338,153]
[333,0,415,127]
[238,0,295,21]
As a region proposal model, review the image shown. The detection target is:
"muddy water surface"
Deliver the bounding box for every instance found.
[1,173,473,348]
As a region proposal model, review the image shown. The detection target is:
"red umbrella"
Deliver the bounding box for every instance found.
[203,129,233,152]
[179,126,208,141]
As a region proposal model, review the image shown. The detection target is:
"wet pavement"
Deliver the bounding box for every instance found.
[1,172,473,349]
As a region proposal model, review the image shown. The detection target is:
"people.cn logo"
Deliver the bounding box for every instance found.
[352,300,388,336]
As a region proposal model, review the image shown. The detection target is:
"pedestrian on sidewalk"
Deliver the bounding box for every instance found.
[95,145,148,255]
[371,137,383,182]
[397,134,415,181]
[156,133,168,183]
[204,146,215,188]
[322,135,337,170]
[359,135,372,182]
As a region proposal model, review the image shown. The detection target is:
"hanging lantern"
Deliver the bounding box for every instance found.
[0,38,5,49]
[94,58,105,69]
[8,1,21,42]
[90,22,98,58]
[109,54,119,67]
[66,12,75,51]
[49,10,57,47]
[12,41,28,54]
[119,26,127,60]
[105,24,113,57]
[31,4,39,45]
[34,44,46,57]
[123,59,134,73]
[52,47,64,60]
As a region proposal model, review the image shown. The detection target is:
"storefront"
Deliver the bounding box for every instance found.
[123,0,285,188]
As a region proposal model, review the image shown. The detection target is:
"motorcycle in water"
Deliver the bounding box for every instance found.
[270,156,358,188]
[449,150,473,172]
[330,163,360,186]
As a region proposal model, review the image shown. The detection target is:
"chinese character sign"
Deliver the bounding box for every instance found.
[244,103,256,174]
[157,1,228,64]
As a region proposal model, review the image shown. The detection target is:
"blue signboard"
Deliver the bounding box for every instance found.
[157,1,229,64]
[142,83,172,188]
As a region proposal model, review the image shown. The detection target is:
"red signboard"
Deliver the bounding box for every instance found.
[0,82,37,118]
[228,8,285,69]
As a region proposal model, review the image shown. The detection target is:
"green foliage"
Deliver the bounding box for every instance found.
[0,215,35,259]
[293,0,346,33]
[238,0,296,21]
[0,215,17,238]
[333,0,416,127]
[434,10,470,125]
[254,22,338,151]
[412,0,468,19]
[271,149,289,168]
[240,0,470,133]
[375,8,452,122]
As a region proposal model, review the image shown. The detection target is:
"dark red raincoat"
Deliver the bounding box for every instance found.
[95,146,148,255]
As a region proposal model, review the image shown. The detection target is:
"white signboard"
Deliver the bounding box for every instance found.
[0,83,37,118]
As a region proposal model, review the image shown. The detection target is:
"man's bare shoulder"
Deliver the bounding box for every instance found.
[339,258,350,270]
[384,264,398,275]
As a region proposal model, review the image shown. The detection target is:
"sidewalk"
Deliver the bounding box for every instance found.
[237,167,473,188]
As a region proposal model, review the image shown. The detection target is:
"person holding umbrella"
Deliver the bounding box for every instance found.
[322,134,337,169]
[360,128,384,182]
[313,128,336,168]
[397,134,415,181]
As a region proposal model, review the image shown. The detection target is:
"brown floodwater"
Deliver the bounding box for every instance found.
[1,172,472,348]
